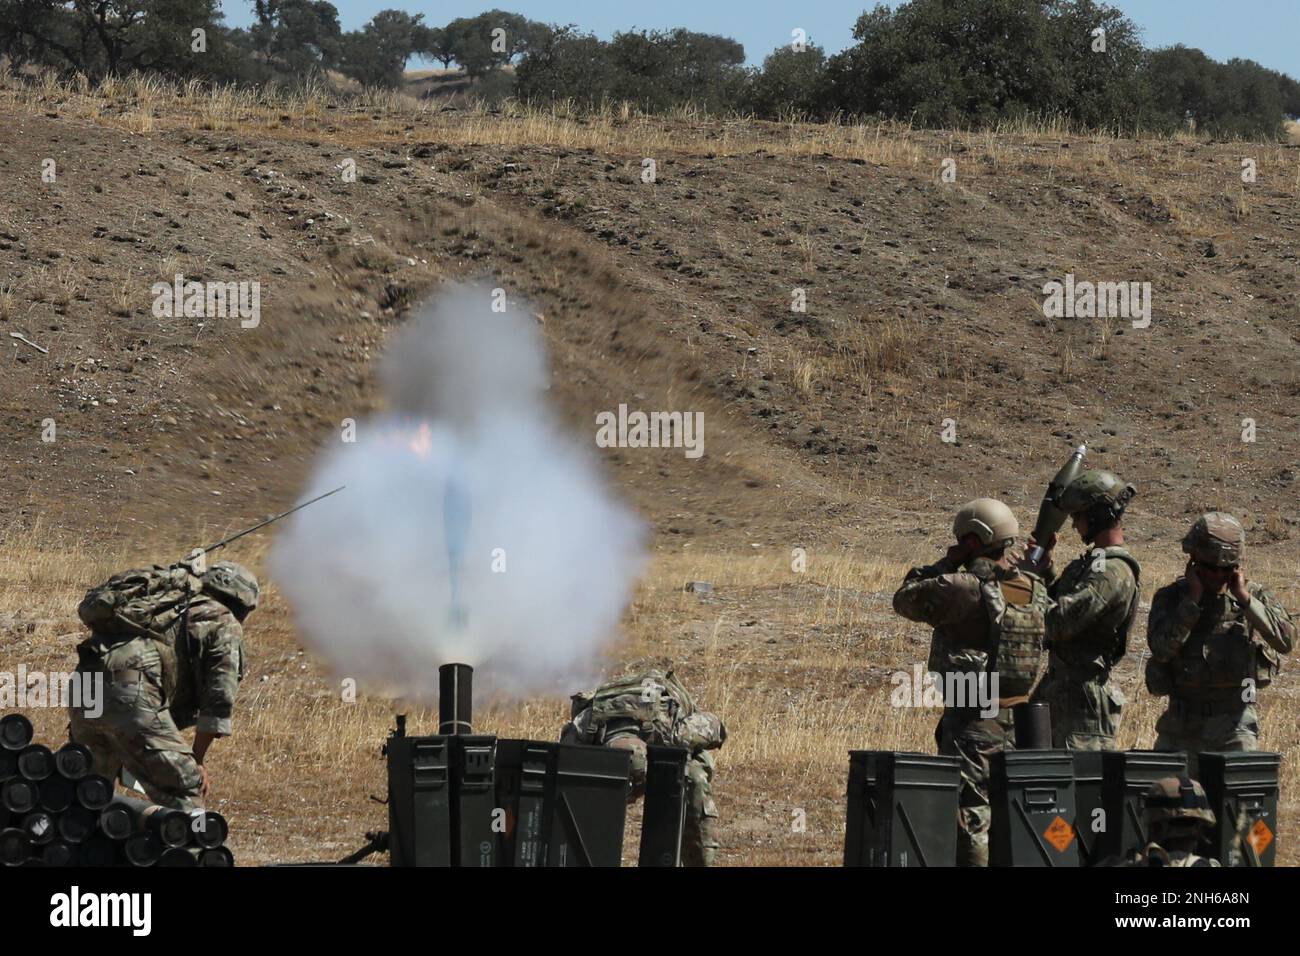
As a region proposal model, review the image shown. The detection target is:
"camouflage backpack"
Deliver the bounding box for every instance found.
[1146,583,1282,694]
[77,564,199,642]
[569,670,726,752]
[582,670,690,743]
[980,572,1051,698]
[76,564,205,695]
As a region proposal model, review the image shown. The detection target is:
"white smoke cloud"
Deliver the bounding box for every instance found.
[270,284,647,702]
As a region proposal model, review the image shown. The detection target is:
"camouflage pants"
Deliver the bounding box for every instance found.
[1154,700,1259,778]
[935,706,1015,867]
[68,666,203,811]
[1032,672,1124,751]
[682,750,720,867]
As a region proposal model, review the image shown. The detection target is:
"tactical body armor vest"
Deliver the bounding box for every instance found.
[981,572,1051,698]
[1147,584,1280,699]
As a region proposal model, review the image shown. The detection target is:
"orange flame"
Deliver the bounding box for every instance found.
[408,422,433,458]
[373,422,435,459]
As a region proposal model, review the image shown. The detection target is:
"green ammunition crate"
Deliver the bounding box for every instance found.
[845,751,961,867]
[990,751,1078,866]
[1199,751,1280,867]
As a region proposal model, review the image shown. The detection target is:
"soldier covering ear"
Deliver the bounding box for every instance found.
[1147,513,1294,775]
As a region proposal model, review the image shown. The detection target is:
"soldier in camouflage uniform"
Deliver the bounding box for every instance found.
[1147,513,1295,776]
[1125,776,1220,867]
[561,669,726,866]
[893,498,1048,867]
[1024,470,1140,751]
[69,561,258,811]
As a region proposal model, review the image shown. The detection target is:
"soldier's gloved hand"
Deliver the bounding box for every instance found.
[1184,560,1204,603]
[1229,568,1251,605]
[945,540,977,566]
[197,764,211,800]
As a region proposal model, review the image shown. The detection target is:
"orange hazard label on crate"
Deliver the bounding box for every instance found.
[1044,815,1075,853]
[1247,819,1273,855]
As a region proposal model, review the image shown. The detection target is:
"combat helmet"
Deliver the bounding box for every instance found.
[1058,470,1136,541]
[202,561,260,619]
[1144,775,1216,837]
[1182,512,1244,569]
[952,498,1019,556]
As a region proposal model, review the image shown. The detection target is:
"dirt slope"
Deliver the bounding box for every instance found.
[4,96,1298,552]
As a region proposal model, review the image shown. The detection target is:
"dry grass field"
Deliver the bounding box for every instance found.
[2,71,1299,865]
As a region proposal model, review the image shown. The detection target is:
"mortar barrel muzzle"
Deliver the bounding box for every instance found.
[438,663,473,735]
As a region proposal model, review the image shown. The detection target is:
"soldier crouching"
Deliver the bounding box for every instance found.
[561,669,726,866]
[69,561,257,811]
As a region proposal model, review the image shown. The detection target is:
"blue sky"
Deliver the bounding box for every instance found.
[220,1,1300,79]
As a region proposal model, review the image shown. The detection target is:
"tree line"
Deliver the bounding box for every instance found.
[1,0,1297,138]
